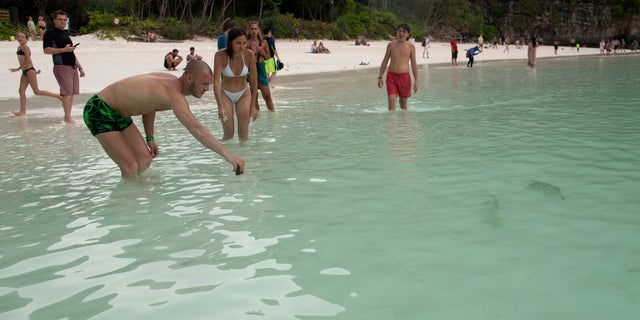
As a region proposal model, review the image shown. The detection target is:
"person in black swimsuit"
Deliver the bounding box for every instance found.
[9,31,61,116]
[164,49,183,70]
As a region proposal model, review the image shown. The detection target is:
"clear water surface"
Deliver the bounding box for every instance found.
[1,55,639,319]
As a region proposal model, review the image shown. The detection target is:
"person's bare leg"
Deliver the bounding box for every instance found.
[27,71,63,101]
[268,71,277,88]
[387,95,397,111]
[61,95,75,124]
[95,125,153,177]
[219,95,236,140]
[259,83,275,111]
[399,97,409,110]
[235,93,252,140]
[12,75,28,116]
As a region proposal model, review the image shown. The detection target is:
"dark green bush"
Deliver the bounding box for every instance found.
[0,22,18,41]
[165,23,189,40]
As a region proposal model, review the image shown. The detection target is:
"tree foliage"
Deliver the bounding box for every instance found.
[4,0,639,41]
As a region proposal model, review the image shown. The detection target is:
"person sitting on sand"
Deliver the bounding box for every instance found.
[311,40,319,53]
[145,30,157,42]
[186,47,203,63]
[164,49,183,70]
[318,41,330,53]
[9,31,62,116]
[355,36,370,46]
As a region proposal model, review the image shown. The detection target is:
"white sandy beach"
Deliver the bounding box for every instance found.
[0,34,602,101]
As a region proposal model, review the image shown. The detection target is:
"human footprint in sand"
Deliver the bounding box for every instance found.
[9,31,62,116]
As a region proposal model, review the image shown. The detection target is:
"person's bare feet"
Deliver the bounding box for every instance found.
[64,117,76,124]
[12,111,25,116]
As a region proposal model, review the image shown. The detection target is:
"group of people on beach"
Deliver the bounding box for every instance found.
[599,38,639,55]
[310,40,330,53]
[10,13,418,179]
[11,10,82,123]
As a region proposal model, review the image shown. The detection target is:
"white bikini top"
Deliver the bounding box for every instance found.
[222,54,249,77]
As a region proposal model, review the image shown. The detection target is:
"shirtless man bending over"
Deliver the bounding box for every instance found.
[83,60,244,177]
[377,23,419,110]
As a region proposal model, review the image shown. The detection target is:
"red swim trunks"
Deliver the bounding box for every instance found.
[385,71,412,98]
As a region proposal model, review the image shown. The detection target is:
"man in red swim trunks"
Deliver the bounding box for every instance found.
[377,23,419,110]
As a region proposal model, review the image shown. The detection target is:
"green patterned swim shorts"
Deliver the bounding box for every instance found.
[83,95,133,136]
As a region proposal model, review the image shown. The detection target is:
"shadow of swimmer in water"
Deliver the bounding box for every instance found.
[527,180,566,200]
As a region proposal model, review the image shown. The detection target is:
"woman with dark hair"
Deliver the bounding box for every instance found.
[9,31,62,116]
[527,37,538,68]
[213,27,259,140]
[247,21,275,111]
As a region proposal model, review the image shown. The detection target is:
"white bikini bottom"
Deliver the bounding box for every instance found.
[222,84,248,104]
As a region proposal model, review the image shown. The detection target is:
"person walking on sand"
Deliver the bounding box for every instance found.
[213,28,259,141]
[9,31,62,116]
[527,37,538,68]
[450,35,459,66]
[83,60,245,178]
[247,21,275,111]
[503,36,510,54]
[43,10,85,124]
[377,23,419,111]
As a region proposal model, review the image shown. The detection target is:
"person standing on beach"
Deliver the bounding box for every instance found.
[247,21,275,111]
[450,35,458,66]
[377,23,418,111]
[27,16,37,41]
[503,36,510,54]
[37,16,46,40]
[263,28,281,87]
[213,28,259,140]
[10,31,62,116]
[422,35,430,58]
[217,18,237,50]
[43,10,85,124]
[83,60,245,177]
[553,38,560,55]
[527,37,538,68]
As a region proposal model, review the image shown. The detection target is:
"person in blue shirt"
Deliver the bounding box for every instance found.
[217,19,237,50]
[466,45,480,68]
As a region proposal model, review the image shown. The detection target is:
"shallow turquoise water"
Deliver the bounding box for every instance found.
[1,55,639,319]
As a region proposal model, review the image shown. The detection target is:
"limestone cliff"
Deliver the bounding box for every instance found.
[474,0,640,45]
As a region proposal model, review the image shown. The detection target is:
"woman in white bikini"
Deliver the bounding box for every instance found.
[9,31,62,116]
[213,27,259,140]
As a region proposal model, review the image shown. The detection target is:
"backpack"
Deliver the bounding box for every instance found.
[421,39,426,47]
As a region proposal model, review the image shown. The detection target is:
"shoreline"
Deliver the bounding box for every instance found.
[0,34,614,103]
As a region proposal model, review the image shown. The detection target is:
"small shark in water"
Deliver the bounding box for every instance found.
[486,195,503,227]
[527,180,565,200]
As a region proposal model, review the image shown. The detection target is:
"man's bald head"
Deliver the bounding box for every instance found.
[183,60,213,77]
